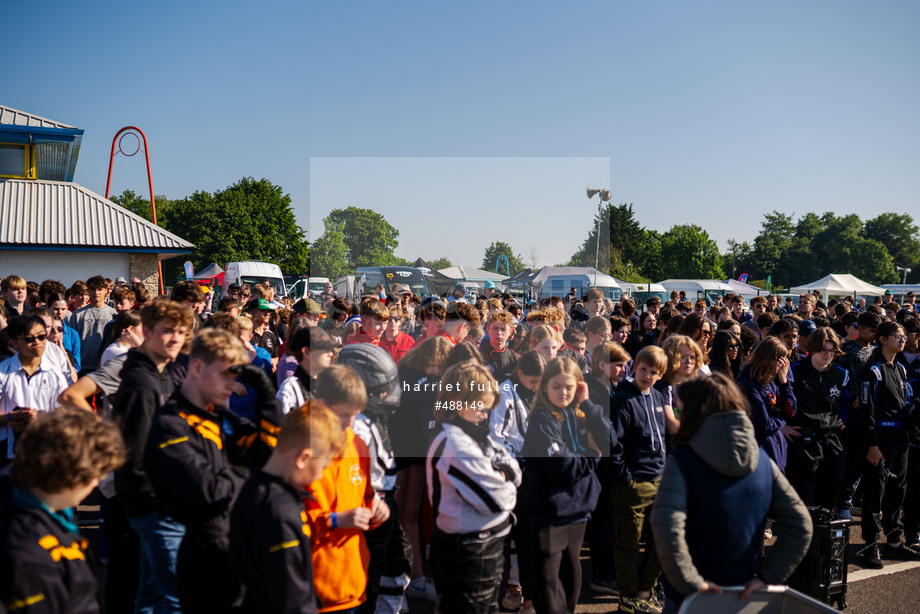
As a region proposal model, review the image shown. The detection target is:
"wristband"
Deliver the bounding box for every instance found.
[330,512,338,530]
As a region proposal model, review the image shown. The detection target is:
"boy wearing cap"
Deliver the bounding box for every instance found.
[247,298,281,366]
[447,283,467,304]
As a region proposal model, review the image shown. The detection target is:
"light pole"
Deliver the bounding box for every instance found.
[896,266,912,301]
[586,187,612,286]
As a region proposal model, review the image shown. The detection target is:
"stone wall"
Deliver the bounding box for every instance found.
[129,253,161,296]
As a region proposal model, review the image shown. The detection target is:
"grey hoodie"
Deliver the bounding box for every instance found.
[650,410,812,595]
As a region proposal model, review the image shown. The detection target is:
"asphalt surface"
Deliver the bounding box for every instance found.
[403,510,918,613]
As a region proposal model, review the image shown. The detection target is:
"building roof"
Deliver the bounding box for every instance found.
[438,265,509,282]
[0,179,193,256]
[0,105,78,129]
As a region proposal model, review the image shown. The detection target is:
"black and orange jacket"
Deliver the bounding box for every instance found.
[144,391,247,542]
[0,501,99,613]
[229,471,319,614]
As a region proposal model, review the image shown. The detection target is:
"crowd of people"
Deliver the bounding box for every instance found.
[0,271,918,614]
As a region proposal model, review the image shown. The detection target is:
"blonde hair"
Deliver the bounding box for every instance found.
[635,345,668,375]
[433,363,500,422]
[528,324,561,349]
[659,335,703,382]
[237,313,254,332]
[534,356,586,419]
[189,328,248,366]
[399,336,453,371]
[591,341,630,374]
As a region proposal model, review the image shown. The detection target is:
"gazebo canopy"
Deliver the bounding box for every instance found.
[789,273,886,297]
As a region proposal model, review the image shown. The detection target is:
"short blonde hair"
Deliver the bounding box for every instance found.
[189,328,248,366]
[635,345,668,375]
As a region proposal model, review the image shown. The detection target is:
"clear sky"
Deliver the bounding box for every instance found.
[4,1,919,270]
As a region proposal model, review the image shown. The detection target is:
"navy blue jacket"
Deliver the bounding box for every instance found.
[608,380,669,484]
[521,399,607,524]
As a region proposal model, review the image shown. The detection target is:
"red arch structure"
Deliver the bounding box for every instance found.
[104,126,164,295]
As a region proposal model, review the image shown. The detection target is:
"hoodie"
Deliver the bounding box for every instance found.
[608,380,668,484]
[651,411,812,598]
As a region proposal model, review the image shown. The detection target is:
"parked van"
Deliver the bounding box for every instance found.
[333,268,433,302]
[222,261,286,298]
[533,267,621,300]
[287,276,330,301]
[615,280,669,310]
[658,279,734,306]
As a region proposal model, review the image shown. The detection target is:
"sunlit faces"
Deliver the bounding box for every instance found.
[613,326,630,345]
[678,346,697,377]
[50,300,69,319]
[144,321,189,362]
[115,298,134,312]
[531,336,559,360]
[307,348,335,377]
[606,360,628,382]
[585,298,602,317]
[880,328,907,353]
[544,372,578,409]
[89,286,108,306]
[12,323,49,361]
[643,315,657,331]
[633,361,662,392]
[726,323,742,338]
[364,317,387,339]
[386,316,402,337]
[777,330,798,353]
[5,286,27,305]
[488,321,512,351]
[193,359,243,407]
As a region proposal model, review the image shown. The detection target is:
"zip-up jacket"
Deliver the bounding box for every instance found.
[427,420,520,535]
[144,391,246,542]
[789,360,850,434]
[113,349,176,517]
[276,366,313,415]
[353,410,397,492]
[304,427,374,612]
[489,376,534,457]
[0,499,99,614]
[736,366,797,471]
[229,471,319,614]
[835,340,874,404]
[521,399,607,524]
[608,380,669,484]
[860,349,911,448]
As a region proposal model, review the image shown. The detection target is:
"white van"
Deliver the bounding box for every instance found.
[222,261,286,298]
[287,276,330,301]
[658,279,734,306]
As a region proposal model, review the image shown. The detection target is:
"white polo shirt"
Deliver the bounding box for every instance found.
[0,354,68,458]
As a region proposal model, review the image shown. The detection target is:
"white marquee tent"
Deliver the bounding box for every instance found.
[789,273,886,297]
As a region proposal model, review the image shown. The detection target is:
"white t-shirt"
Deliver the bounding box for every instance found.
[100,342,131,368]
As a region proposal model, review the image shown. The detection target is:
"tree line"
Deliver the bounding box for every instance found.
[112,182,920,288]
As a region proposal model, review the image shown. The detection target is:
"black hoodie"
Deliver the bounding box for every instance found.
[113,349,176,517]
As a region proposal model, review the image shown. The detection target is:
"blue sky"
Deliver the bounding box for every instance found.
[4,1,919,270]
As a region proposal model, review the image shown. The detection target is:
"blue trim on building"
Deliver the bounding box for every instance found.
[0,125,84,145]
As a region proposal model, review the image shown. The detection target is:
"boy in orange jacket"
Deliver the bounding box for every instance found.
[307,365,390,613]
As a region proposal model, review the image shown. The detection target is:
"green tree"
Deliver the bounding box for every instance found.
[325,207,400,268]
[427,257,452,270]
[722,239,753,280]
[482,242,525,276]
[864,213,920,283]
[659,224,723,279]
[110,189,173,224]
[309,224,349,281]
[163,177,308,275]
